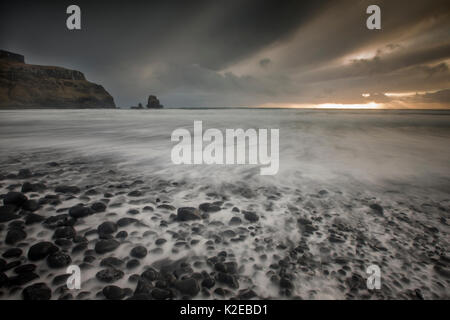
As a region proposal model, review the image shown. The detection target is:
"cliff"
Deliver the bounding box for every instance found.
[0,50,115,109]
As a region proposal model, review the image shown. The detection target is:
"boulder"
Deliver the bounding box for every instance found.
[47,251,72,268]
[22,283,51,300]
[176,207,201,221]
[28,241,59,261]
[103,285,125,300]
[3,192,27,206]
[95,239,120,254]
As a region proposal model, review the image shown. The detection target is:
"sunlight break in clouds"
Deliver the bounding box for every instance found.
[253,102,382,109]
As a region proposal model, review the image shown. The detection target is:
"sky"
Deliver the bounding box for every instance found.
[1,0,449,108]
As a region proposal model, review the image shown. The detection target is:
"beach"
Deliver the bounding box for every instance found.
[0,108,449,299]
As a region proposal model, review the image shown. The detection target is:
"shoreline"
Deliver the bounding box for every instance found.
[0,150,448,300]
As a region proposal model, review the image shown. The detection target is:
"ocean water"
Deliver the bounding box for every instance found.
[1,108,449,188]
[0,109,449,299]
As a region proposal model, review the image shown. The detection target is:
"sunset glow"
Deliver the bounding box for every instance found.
[254,102,382,109]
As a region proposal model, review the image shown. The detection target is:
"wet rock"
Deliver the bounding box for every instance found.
[98,221,118,235]
[7,271,39,286]
[141,268,158,282]
[43,214,75,229]
[128,190,142,197]
[222,230,236,238]
[154,279,168,289]
[55,239,72,248]
[22,200,40,212]
[0,205,20,222]
[214,287,230,297]
[53,226,76,239]
[176,207,201,221]
[103,285,125,300]
[22,283,51,300]
[328,235,345,243]
[134,278,153,295]
[28,242,59,260]
[434,265,450,279]
[229,217,242,225]
[91,202,107,213]
[14,264,37,274]
[72,243,87,253]
[127,209,139,215]
[174,278,200,296]
[55,185,80,194]
[52,274,70,286]
[201,277,215,289]
[96,268,124,283]
[224,262,238,274]
[3,248,23,258]
[69,205,93,219]
[243,211,259,222]
[199,203,221,213]
[5,228,27,244]
[151,288,172,300]
[95,239,120,254]
[84,256,96,263]
[16,169,32,178]
[127,259,140,269]
[100,257,124,268]
[155,238,167,246]
[130,246,148,259]
[0,272,8,286]
[115,231,128,239]
[47,251,72,268]
[369,204,384,216]
[3,192,27,207]
[21,182,38,193]
[238,289,257,299]
[346,273,366,291]
[280,278,294,290]
[117,217,139,227]
[73,235,87,243]
[38,194,61,206]
[8,220,24,228]
[216,272,239,289]
[157,204,176,210]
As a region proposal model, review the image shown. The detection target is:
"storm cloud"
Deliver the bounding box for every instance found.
[1,0,449,108]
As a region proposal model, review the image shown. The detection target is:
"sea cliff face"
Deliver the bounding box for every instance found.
[0,50,115,109]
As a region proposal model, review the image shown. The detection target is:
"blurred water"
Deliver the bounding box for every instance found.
[0,109,449,192]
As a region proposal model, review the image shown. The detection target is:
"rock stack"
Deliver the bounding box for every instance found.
[146,95,163,109]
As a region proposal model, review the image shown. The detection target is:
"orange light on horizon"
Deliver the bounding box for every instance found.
[253,102,382,109]
[316,102,381,109]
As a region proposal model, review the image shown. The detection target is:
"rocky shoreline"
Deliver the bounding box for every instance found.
[0,151,449,300]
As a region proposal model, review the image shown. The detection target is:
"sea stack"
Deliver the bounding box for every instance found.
[0,50,116,109]
[146,95,163,109]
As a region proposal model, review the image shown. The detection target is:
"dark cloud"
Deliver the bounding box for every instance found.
[409,89,450,104]
[0,0,449,108]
